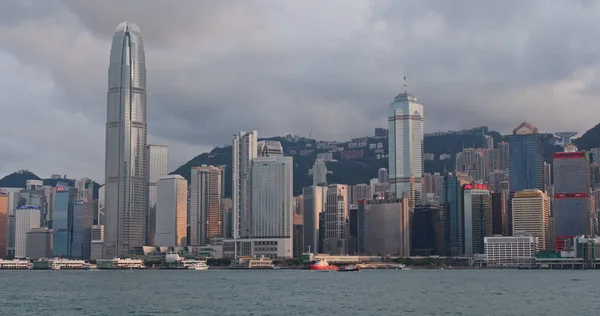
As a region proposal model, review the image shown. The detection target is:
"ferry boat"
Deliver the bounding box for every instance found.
[187,261,209,271]
[230,257,274,269]
[338,264,360,272]
[0,259,32,270]
[309,259,338,271]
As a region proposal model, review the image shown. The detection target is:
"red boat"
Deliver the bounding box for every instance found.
[309,259,338,271]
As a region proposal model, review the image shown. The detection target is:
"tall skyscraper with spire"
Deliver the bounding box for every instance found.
[104,22,148,258]
[388,83,424,207]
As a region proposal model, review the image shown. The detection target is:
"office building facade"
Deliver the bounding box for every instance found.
[512,189,550,250]
[251,156,293,248]
[411,204,443,256]
[53,185,77,258]
[463,184,493,256]
[361,197,410,257]
[146,144,168,245]
[302,186,327,254]
[508,122,544,193]
[155,175,188,247]
[26,228,53,259]
[323,184,349,255]
[553,151,592,240]
[190,166,222,245]
[15,206,41,258]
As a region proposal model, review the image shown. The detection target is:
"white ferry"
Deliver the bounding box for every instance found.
[230,257,273,269]
[187,261,209,271]
[97,258,146,270]
[0,259,32,270]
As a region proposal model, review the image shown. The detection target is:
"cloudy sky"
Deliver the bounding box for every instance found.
[1,0,599,182]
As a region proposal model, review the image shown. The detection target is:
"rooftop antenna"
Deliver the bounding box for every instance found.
[403,68,408,93]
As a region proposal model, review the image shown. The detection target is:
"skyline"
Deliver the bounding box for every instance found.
[2,0,600,181]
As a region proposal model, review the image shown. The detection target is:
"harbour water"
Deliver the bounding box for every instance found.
[1,269,598,315]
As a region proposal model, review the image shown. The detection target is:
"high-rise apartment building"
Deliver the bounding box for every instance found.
[311,159,328,186]
[455,148,487,182]
[0,193,8,256]
[553,151,592,240]
[463,184,493,256]
[15,206,41,258]
[351,184,372,204]
[53,185,77,258]
[251,155,293,244]
[512,189,550,250]
[155,175,188,247]
[323,184,349,255]
[232,130,258,239]
[488,170,508,193]
[378,168,389,184]
[146,144,168,246]
[442,172,471,256]
[302,186,327,254]
[104,22,148,258]
[360,197,410,257]
[508,122,544,193]
[74,178,94,203]
[190,165,222,245]
[388,90,424,206]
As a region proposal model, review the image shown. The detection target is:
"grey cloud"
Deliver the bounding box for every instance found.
[1,0,600,180]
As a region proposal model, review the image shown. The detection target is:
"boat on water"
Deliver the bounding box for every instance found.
[230,257,274,269]
[309,259,338,271]
[396,264,411,270]
[187,261,209,271]
[338,265,360,272]
[271,265,282,270]
[50,263,61,271]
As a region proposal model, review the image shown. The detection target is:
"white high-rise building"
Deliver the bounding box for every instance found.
[378,168,389,183]
[232,130,258,239]
[155,175,188,247]
[146,144,168,245]
[104,22,148,258]
[388,90,424,206]
[251,155,293,241]
[257,140,284,157]
[312,159,328,186]
[14,206,41,258]
[190,165,222,245]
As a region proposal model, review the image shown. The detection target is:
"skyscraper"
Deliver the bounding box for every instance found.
[0,193,8,256]
[104,22,148,258]
[463,184,493,256]
[251,155,293,242]
[512,189,550,250]
[232,130,258,239]
[15,206,41,258]
[190,165,222,245]
[553,151,592,240]
[388,90,424,206]
[442,172,471,256]
[155,175,188,247]
[508,122,544,193]
[361,197,410,257]
[146,144,168,245]
[303,186,327,254]
[53,185,77,258]
[71,200,94,259]
[324,184,349,255]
